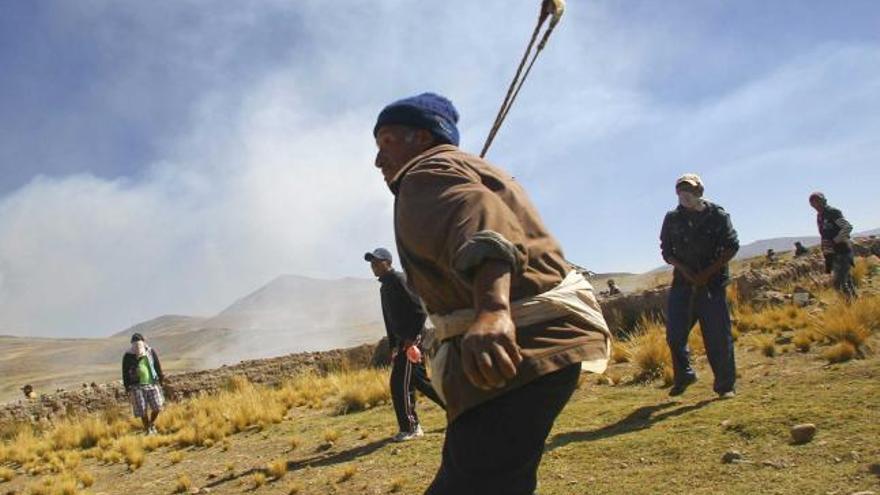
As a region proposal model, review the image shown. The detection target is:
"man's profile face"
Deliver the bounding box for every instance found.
[374,126,433,184]
[809,197,824,211]
[370,258,392,277]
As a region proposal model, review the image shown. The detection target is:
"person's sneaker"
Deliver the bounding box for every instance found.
[717,390,736,400]
[392,425,424,442]
[668,375,697,397]
[147,426,158,436]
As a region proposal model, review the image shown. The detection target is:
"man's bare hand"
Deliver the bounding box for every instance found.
[461,309,523,390]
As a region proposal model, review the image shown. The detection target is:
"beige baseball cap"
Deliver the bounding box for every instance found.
[675,173,704,189]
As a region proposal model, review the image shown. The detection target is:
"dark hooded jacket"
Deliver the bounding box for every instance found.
[379,269,427,349]
[122,346,164,390]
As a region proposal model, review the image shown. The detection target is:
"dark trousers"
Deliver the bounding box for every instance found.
[390,349,444,433]
[666,284,736,394]
[832,253,858,300]
[425,364,580,495]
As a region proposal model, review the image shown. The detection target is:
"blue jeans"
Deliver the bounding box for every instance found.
[666,284,736,394]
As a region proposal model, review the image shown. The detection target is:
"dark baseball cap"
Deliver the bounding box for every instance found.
[364,248,393,262]
[130,332,145,343]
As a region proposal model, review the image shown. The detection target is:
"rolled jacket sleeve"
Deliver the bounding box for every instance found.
[397,160,528,285]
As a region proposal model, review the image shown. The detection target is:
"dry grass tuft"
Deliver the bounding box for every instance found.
[251,472,267,489]
[611,340,630,363]
[267,457,288,480]
[736,304,810,335]
[338,464,357,482]
[824,341,857,363]
[322,429,340,444]
[625,317,673,385]
[389,477,404,493]
[0,466,14,482]
[169,451,184,464]
[815,298,872,348]
[117,436,145,469]
[289,435,300,452]
[25,474,78,495]
[287,482,303,494]
[792,329,816,352]
[748,334,778,357]
[332,368,390,414]
[76,469,95,487]
[175,473,192,493]
[851,256,877,287]
[225,374,252,392]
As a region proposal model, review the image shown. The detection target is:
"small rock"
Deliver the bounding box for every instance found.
[761,459,786,469]
[720,420,732,428]
[790,423,817,444]
[833,456,842,463]
[849,492,875,495]
[722,450,744,464]
[775,335,792,345]
[391,448,401,456]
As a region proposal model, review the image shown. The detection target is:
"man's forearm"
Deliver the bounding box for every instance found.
[472,259,512,315]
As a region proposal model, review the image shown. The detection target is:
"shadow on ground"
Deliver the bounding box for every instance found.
[205,437,397,489]
[548,399,714,450]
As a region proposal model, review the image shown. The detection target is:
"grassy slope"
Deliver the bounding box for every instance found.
[3,257,878,494]
[4,337,876,495]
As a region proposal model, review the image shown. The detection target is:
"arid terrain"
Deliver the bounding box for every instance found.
[1,243,879,494]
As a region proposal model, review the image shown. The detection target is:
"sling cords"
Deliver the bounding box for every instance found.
[480,0,566,158]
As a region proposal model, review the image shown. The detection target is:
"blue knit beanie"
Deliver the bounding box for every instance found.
[373,92,460,146]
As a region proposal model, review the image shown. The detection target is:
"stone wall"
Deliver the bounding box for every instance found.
[0,344,379,426]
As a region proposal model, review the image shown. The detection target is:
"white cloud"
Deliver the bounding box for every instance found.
[1,1,878,335]
[0,68,390,336]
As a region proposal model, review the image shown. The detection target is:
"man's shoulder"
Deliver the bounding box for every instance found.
[824,206,843,218]
[663,206,684,223]
[703,201,731,219]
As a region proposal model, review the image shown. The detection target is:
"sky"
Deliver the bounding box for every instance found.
[0,0,878,337]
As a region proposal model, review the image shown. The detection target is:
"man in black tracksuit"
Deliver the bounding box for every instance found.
[810,192,857,300]
[365,247,444,442]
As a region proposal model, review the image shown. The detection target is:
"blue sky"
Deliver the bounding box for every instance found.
[0,1,878,337]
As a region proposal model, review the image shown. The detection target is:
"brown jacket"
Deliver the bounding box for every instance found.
[390,144,607,421]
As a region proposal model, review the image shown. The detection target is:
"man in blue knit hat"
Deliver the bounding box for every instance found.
[372,93,611,495]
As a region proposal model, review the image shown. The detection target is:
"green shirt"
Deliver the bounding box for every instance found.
[137,356,154,385]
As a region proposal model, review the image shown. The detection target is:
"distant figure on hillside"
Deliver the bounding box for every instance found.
[21,384,36,399]
[809,192,857,300]
[660,173,739,399]
[364,247,444,443]
[794,241,809,257]
[122,333,165,435]
[607,279,622,296]
[766,248,777,263]
[371,93,610,494]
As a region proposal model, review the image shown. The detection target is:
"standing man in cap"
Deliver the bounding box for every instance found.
[365,247,444,442]
[372,92,611,494]
[660,174,739,399]
[809,192,857,300]
[122,333,165,434]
